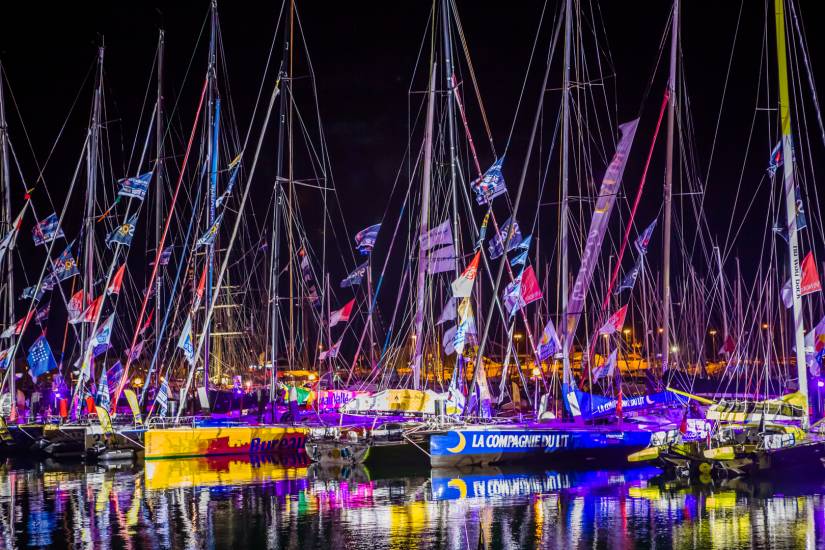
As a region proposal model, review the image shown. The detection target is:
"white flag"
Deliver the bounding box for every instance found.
[177,315,195,365]
[451,251,480,298]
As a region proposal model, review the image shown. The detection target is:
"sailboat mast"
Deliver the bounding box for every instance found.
[204,0,218,393]
[774,0,808,425]
[82,47,104,366]
[441,0,460,276]
[412,63,437,391]
[661,0,678,373]
[154,29,165,387]
[560,0,572,381]
[0,63,14,410]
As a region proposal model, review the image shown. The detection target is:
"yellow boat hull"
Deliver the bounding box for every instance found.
[144,425,308,459]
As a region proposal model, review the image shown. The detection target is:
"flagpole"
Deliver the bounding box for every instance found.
[204,0,219,396]
[0,62,15,416]
[775,0,808,426]
[411,63,437,391]
[154,28,165,404]
[661,0,678,375]
[560,0,573,388]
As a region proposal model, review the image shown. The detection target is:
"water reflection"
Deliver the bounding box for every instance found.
[1,455,825,548]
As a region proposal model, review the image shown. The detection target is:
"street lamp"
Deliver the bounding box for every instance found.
[709,329,718,361]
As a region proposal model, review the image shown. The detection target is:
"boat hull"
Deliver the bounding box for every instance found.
[144,424,308,459]
[430,425,652,468]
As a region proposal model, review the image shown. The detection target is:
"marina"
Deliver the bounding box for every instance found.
[1,0,825,547]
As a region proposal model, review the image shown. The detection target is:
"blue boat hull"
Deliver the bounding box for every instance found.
[430,425,652,468]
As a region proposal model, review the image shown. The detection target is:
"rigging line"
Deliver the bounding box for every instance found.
[114,77,208,407]
[126,41,161,176]
[176,62,281,419]
[143,182,203,408]
[503,0,552,156]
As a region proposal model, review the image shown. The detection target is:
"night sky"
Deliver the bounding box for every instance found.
[2,1,824,322]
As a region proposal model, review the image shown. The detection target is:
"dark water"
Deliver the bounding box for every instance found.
[1,455,824,549]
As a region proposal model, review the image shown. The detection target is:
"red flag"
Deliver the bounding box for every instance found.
[1,309,35,338]
[67,290,89,324]
[801,251,822,296]
[194,267,207,310]
[78,295,103,323]
[598,304,628,335]
[451,251,480,298]
[108,264,126,295]
[719,334,735,355]
[140,309,154,336]
[519,265,542,305]
[329,299,355,327]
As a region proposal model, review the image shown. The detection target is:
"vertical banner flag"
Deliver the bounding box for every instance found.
[177,315,195,365]
[565,120,639,349]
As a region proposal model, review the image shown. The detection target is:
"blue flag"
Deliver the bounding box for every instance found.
[768,140,783,175]
[355,223,381,255]
[617,254,644,294]
[32,213,65,246]
[216,162,241,208]
[107,361,124,396]
[51,243,80,281]
[634,219,658,253]
[196,213,223,248]
[26,335,58,381]
[106,214,138,248]
[21,285,49,302]
[117,172,152,200]
[96,365,110,410]
[471,158,507,205]
[340,260,369,288]
[156,379,170,417]
[488,217,522,260]
[510,249,528,266]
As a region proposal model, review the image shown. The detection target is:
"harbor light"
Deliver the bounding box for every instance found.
[670,345,679,353]
[531,367,540,378]
[762,323,770,330]
[709,329,717,336]
[133,377,144,388]
[308,374,316,381]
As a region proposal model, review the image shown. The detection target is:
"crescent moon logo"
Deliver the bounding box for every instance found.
[645,396,653,405]
[447,478,467,499]
[446,431,466,454]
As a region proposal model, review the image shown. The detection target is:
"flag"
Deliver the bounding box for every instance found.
[510,249,528,266]
[106,214,138,248]
[783,252,823,308]
[96,365,110,409]
[806,316,825,376]
[475,211,490,250]
[0,347,12,370]
[107,361,124,396]
[768,140,784,175]
[75,295,103,324]
[503,266,542,317]
[471,158,507,205]
[427,244,456,274]
[774,184,808,241]
[20,285,49,302]
[488,217,522,259]
[156,378,170,417]
[617,254,644,293]
[91,313,115,358]
[419,220,453,251]
[151,246,173,266]
[0,208,25,264]
[801,251,821,295]
[454,298,474,355]
[436,298,457,325]
[126,340,145,361]
[516,235,532,251]
[216,162,241,208]
[329,299,355,328]
[26,335,58,381]
[50,243,80,281]
[598,304,628,335]
[354,223,381,255]
[443,325,458,356]
[117,172,152,200]
[319,338,342,360]
[340,261,369,288]
[634,218,658,253]
[536,318,561,361]
[177,315,195,365]
[719,334,735,355]
[196,213,223,248]
[32,213,65,246]
[592,348,618,380]
[35,304,50,325]
[1,310,34,338]
[108,264,126,295]
[299,250,314,283]
[140,310,154,336]
[451,251,480,298]
[67,290,88,323]
[193,267,207,310]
